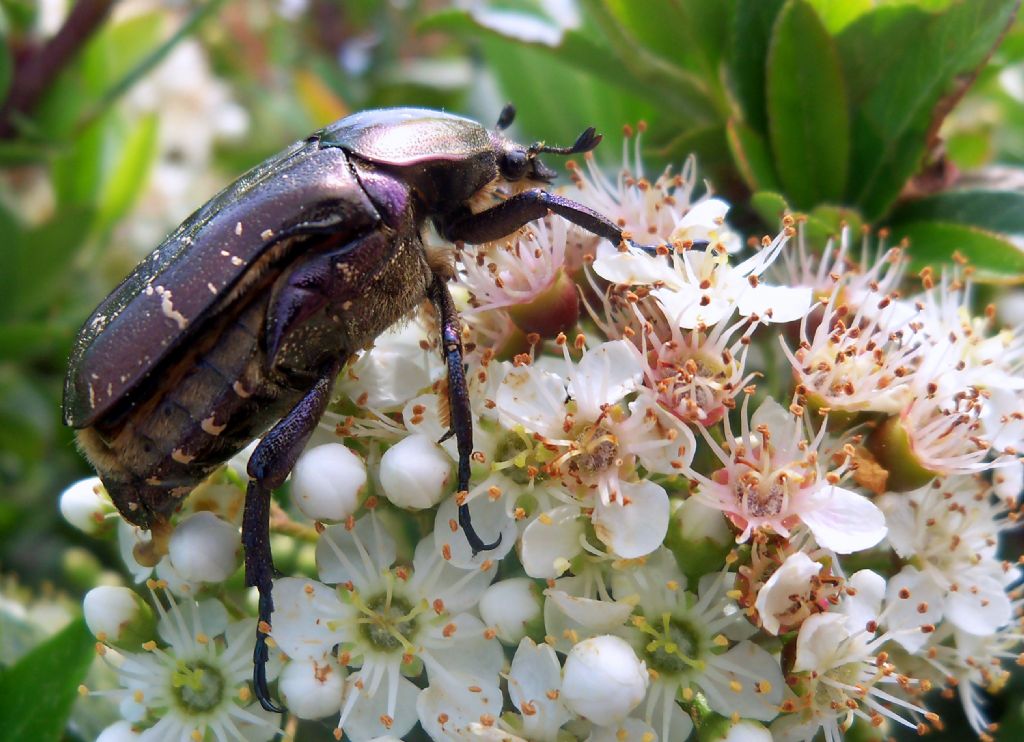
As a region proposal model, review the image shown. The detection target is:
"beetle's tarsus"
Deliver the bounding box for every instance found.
[459,502,502,555]
[242,359,341,715]
[437,428,455,444]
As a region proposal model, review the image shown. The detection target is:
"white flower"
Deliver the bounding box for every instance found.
[499,638,572,741]
[291,443,366,522]
[878,477,1017,637]
[94,588,279,741]
[754,552,824,635]
[270,515,501,740]
[688,397,886,552]
[610,552,785,740]
[561,635,648,727]
[167,512,241,584]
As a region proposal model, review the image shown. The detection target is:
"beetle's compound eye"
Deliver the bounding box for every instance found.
[500,150,530,181]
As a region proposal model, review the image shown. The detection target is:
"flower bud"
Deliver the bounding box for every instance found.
[561,635,648,726]
[666,497,733,583]
[291,443,367,522]
[379,434,452,509]
[279,657,345,719]
[168,512,240,583]
[83,586,155,651]
[59,477,115,536]
[700,715,772,742]
[507,269,580,338]
[479,577,542,644]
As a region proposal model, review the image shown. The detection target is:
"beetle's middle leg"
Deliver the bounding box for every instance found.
[428,274,501,555]
[242,357,341,712]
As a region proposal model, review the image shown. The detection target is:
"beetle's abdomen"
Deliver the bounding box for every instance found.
[78,294,303,528]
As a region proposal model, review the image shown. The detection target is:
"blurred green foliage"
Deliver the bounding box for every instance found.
[1,1,1024,739]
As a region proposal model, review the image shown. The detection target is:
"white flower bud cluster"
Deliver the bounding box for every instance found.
[68,132,1024,741]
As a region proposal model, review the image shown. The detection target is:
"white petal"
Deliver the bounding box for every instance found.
[279,656,346,719]
[409,534,495,614]
[700,641,784,722]
[343,672,420,741]
[843,569,887,634]
[592,241,677,285]
[270,577,344,661]
[587,718,663,742]
[509,639,572,738]
[316,515,396,589]
[520,506,585,579]
[593,480,669,559]
[417,669,503,741]
[800,486,887,553]
[945,572,1012,635]
[433,490,517,570]
[479,578,542,645]
[496,365,568,439]
[422,613,505,679]
[882,566,943,651]
[793,613,850,673]
[737,284,812,323]
[567,341,643,417]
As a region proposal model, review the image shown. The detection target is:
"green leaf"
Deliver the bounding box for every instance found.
[804,0,873,32]
[837,0,1018,219]
[889,220,1024,282]
[96,113,159,232]
[726,119,780,192]
[0,619,94,742]
[888,190,1024,236]
[750,190,791,228]
[730,0,786,135]
[766,0,850,209]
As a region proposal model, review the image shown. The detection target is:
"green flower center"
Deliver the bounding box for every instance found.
[357,593,419,653]
[171,659,225,714]
[637,612,706,678]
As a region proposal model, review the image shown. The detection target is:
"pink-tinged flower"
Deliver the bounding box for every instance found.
[568,125,737,248]
[593,227,811,330]
[688,397,886,552]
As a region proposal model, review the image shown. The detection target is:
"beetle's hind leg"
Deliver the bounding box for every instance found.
[428,275,501,555]
[242,358,341,713]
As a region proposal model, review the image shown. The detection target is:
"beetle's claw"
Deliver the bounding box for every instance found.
[252,634,285,713]
[458,502,502,555]
[437,428,455,444]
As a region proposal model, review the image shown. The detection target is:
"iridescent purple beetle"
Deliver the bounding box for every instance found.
[63,106,637,710]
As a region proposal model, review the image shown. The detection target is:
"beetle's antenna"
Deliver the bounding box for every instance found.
[496,103,516,131]
[530,126,603,156]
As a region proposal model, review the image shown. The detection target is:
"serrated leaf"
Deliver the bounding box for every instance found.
[751,190,791,228]
[0,619,95,742]
[766,0,850,209]
[96,113,159,233]
[837,0,1018,219]
[888,190,1024,236]
[889,220,1024,282]
[726,119,780,192]
[730,0,786,135]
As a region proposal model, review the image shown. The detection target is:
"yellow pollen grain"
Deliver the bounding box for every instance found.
[713,634,729,647]
[134,690,145,703]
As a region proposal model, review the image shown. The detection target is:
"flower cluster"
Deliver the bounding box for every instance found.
[65,127,1024,741]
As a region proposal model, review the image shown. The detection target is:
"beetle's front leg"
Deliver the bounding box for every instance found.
[243,358,341,712]
[441,188,658,253]
[427,274,501,555]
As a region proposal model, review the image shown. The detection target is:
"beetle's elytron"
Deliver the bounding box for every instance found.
[63,106,643,710]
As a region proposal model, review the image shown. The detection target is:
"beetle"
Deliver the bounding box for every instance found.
[63,105,642,711]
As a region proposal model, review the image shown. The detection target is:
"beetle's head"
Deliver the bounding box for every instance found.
[491,104,602,185]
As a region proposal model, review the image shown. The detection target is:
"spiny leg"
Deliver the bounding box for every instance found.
[243,358,341,712]
[428,274,501,555]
